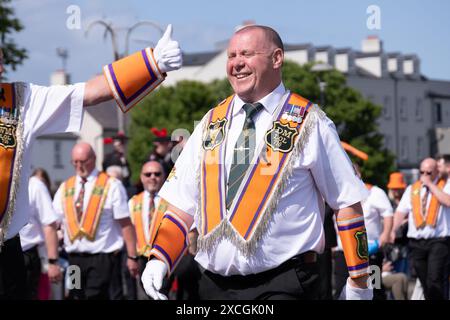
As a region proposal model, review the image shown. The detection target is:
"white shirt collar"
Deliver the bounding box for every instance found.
[77,169,99,183]
[232,82,286,116]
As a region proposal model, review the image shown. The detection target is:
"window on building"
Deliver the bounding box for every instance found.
[54,141,64,169]
[417,137,423,159]
[400,136,409,161]
[415,98,423,121]
[383,96,392,119]
[400,97,408,120]
[435,102,442,123]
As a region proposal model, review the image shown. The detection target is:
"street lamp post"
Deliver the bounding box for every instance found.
[85,20,163,133]
[311,62,333,108]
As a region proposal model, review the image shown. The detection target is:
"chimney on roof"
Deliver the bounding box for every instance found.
[362,35,383,53]
[235,20,256,31]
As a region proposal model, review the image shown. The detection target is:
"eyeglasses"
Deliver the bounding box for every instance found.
[71,159,91,166]
[142,172,162,178]
[420,170,432,175]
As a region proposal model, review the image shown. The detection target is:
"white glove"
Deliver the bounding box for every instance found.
[338,277,373,300]
[141,259,169,300]
[153,24,182,73]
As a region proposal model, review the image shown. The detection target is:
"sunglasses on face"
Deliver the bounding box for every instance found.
[420,171,432,175]
[143,172,162,178]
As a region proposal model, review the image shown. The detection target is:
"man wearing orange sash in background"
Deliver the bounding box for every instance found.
[391,158,450,300]
[142,25,372,300]
[0,24,182,299]
[52,143,137,299]
[128,160,172,299]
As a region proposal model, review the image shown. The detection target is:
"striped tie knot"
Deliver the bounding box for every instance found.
[242,103,263,121]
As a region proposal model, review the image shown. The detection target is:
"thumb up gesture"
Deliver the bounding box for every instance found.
[153,24,183,73]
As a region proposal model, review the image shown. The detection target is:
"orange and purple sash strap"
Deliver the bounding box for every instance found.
[336,213,369,279]
[200,93,312,242]
[103,48,165,113]
[150,211,188,274]
[0,83,17,225]
[130,193,168,257]
[62,172,110,242]
[411,179,446,229]
[130,192,148,256]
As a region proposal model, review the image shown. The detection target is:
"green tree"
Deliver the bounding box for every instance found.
[0,0,27,76]
[128,60,395,187]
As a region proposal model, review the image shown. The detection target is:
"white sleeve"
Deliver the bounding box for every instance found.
[396,185,412,215]
[307,115,368,210]
[26,82,85,137]
[372,187,394,217]
[52,184,65,220]
[110,179,131,220]
[29,177,59,226]
[158,112,209,216]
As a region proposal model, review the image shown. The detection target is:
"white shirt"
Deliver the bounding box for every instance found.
[159,82,368,276]
[53,169,130,254]
[396,179,450,239]
[2,82,84,241]
[128,191,161,243]
[19,176,59,251]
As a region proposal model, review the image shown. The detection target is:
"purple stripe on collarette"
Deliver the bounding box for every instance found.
[153,245,173,269]
[202,111,214,235]
[218,100,233,220]
[337,221,365,231]
[230,93,292,223]
[348,262,369,271]
[108,50,157,105]
[166,215,187,238]
[0,84,18,222]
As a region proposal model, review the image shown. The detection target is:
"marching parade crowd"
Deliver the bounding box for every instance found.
[1,23,449,301]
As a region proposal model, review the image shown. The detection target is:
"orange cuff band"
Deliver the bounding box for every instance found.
[149,211,188,275]
[103,48,165,113]
[337,213,370,279]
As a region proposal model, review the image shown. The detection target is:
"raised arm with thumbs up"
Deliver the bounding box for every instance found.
[153,24,183,74]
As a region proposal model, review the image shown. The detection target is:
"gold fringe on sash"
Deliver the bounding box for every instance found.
[0,83,26,249]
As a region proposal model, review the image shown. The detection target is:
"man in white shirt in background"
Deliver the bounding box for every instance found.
[391,157,450,300]
[53,142,138,299]
[20,173,62,299]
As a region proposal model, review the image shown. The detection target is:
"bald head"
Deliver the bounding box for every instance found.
[234,25,284,52]
[420,157,438,181]
[71,142,96,178]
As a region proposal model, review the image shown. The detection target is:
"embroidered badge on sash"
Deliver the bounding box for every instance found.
[265,121,298,153]
[167,166,177,181]
[203,118,227,151]
[355,230,369,260]
[0,122,17,149]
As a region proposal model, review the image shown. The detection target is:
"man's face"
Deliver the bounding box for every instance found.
[113,140,125,154]
[391,188,404,200]
[226,28,282,103]
[71,147,96,179]
[140,162,164,194]
[420,159,438,181]
[154,141,171,156]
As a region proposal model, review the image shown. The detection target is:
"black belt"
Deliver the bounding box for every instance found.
[204,251,317,283]
[68,251,117,258]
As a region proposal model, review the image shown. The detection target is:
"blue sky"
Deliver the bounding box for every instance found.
[8,0,450,84]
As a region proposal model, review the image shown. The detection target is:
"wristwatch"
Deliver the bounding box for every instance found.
[48,258,59,265]
[127,255,139,261]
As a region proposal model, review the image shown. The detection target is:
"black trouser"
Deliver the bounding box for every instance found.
[67,251,120,300]
[0,235,27,299]
[199,252,319,300]
[23,245,41,300]
[317,248,333,300]
[333,250,385,300]
[409,237,450,300]
[172,253,201,300]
